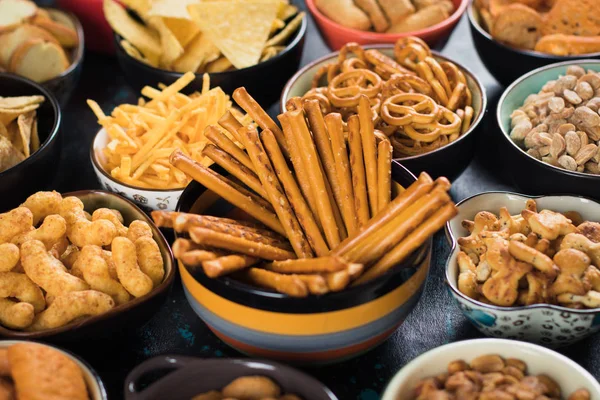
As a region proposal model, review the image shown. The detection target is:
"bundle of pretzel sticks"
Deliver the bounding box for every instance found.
[301,37,475,158]
[152,87,458,297]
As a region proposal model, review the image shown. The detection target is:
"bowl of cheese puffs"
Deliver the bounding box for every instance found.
[445,191,600,348]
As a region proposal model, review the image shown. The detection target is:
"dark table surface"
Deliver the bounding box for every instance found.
[33,1,600,399]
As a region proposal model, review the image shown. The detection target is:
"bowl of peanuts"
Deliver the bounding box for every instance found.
[498,61,600,199]
[381,338,600,399]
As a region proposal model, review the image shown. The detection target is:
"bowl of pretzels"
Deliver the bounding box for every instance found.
[281,38,487,181]
[445,191,600,348]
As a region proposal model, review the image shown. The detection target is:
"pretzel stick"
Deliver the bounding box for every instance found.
[151,210,175,228]
[266,256,351,274]
[213,170,275,212]
[296,275,329,295]
[286,96,304,111]
[217,110,244,144]
[190,227,296,260]
[261,129,329,256]
[154,211,272,233]
[377,139,392,214]
[202,144,269,200]
[244,268,308,297]
[170,150,285,235]
[181,250,225,266]
[241,126,313,258]
[347,115,370,227]
[358,95,379,216]
[172,238,200,258]
[355,203,458,284]
[288,109,341,249]
[201,255,259,278]
[321,160,347,240]
[205,125,254,171]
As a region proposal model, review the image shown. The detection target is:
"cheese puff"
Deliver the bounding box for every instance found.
[26,290,115,331]
[11,214,67,250]
[0,207,33,244]
[102,250,118,280]
[20,191,63,226]
[0,243,19,272]
[59,197,117,247]
[92,208,128,237]
[49,236,69,260]
[112,237,153,297]
[76,246,131,305]
[127,220,152,243]
[21,240,89,296]
[0,298,34,329]
[135,237,164,286]
[0,272,45,312]
[222,376,281,400]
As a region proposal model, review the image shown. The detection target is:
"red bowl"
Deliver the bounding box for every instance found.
[57,0,116,54]
[305,0,468,50]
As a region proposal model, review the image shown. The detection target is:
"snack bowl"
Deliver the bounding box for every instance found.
[445,191,600,348]
[468,3,600,87]
[123,355,337,400]
[0,73,61,211]
[0,340,108,400]
[496,60,600,199]
[176,161,432,364]
[0,190,176,342]
[381,338,600,399]
[281,45,487,181]
[305,0,468,50]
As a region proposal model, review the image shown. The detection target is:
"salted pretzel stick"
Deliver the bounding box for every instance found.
[169,213,286,241]
[201,255,259,278]
[322,164,347,240]
[266,256,351,274]
[347,115,370,227]
[170,150,285,235]
[358,95,379,216]
[377,139,392,214]
[205,125,255,171]
[207,166,274,212]
[202,144,268,200]
[288,109,341,249]
[217,111,244,144]
[325,263,365,291]
[296,275,329,295]
[190,227,296,260]
[355,203,458,284]
[151,210,175,228]
[286,96,303,111]
[244,268,308,297]
[181,250,225,266]
[261,129,329,256]
[242,126,313,258]
[172,238,200,258]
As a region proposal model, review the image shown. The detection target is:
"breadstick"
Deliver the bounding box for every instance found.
[296,274,329,295]
[347,115,370,227]
[358,95,379,216]
[170,150,285,235]
[190,227,296,260]
[181,250,227,267]
[242,127,313,258]
[325,113,358,236]
[377,138,393,213]
[202,144,269,200]
[355,203,458,284]
[261,129,329,256]
[244,268,308,297]
[287,109,341,249]
[205,125,254,171]
[171,213,286,241]
[266,256,351,274]
[217,111,244,144]
[213,170,274,213]
[201,255,259,278]
[151,210,175,228]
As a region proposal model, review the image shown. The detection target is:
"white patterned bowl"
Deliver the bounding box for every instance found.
[91,128,182,212]
[445,192,600,348]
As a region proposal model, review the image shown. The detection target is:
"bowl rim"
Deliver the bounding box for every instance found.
[43,7,86,84]
[467,2,600,59]
[496,59,600,180]
[305,0,468,39]
[280,44,488,162]
[0,72,61,179]
[444,190,600,314]
[0,189,176,338]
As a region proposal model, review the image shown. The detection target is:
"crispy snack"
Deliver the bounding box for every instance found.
[20,190,62,225]
[193,375,300,400]
[92,208,128,237]
[127,220,153,243]
[0,207,32,243]
[201,255,259,278]
[244,268,308,298]
[0,243,19,272]
[491,4,542,50]
[0,298,34,329]
[60,197,117,247]
[112,237,154,298]
[11,214,66,250]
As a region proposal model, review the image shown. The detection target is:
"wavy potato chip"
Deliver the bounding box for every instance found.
[148,16,184,68]
[0,95,43,110]
[16,111,34,157]
[120,39,152,66]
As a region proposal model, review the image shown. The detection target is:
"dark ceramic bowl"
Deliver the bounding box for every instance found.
[0,190,176,342]
[176,162,432,363]
[496,60,600,199]
[281,45,487,181]
[113,11,306,107]
[0,73,61,211]
[124,356,338,400]
[468,3,600,87]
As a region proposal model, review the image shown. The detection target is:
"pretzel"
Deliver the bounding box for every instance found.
[244,268,308,297]
[394,37,431,71]
[217,110,245,144]
[302,88,331,115]
[296,275,329,295]
[381,74,433,98]
[266,256,351,274]
[347,115,370,227]
[377,139,393,214]
[285,96,304,112]
[358,95,379,216]
[416,61,449,106]
[342,57,368,73]
[205,125,255,172]
[381,93,439,126]
[461,106,474,134]
[328,69,383,108]
[172,238,226,267]
[201,255,259,278]
[364,49,412,78]
[338,42,367,63]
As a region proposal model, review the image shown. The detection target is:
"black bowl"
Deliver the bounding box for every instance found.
[113,12,306,107]
[468,3,600,87]
[0,73,62,211]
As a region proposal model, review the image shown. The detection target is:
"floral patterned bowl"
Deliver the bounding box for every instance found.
[445,192,600,348]
[90,128,182,212]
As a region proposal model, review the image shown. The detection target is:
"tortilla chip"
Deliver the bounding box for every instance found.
[278,4,298,20]
[205,57,233,73]
[121,39,152,66]
[149,0,198,19]
[266,11,304,47]
[0,95,44,109]
[148,16,184,68]
[187,0,280,69]
[172,32,220,73]
[163,17,200,47]
[0,122,8,139]
[120,0,152,20]
[30,118,39,152]
[6,120,22,154]
[17,111,34,157]
[0,135,25,172]
[0,104,39,126]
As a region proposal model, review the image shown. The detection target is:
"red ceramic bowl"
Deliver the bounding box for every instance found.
[305,0,468,50]
[57,0,115,54]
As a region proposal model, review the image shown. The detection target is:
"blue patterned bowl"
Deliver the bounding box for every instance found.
[445,192,600,348]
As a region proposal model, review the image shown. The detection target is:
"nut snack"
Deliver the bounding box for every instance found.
[303,38,474,157]
[0,191,165,331]
[153,87,458,297]
[456,199,600,308]
[192,376,301,400]
[509,65,600,175]
[411,354,590,399]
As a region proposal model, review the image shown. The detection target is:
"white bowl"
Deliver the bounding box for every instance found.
[91,128,183,212]
[382,338,600,399]
[445,192,600,348]
[0,340,107,399]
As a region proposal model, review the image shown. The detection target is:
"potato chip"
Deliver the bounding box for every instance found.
[163,17,200,47]
[148,0,198,19]
[172,32,220,73]
[147,16,184,68]
[0,96,44,110]
[16,111,34,158]
[205,57,233,73]
[265,11,304,47]
[0,123,8,139]
[120,39,152,66]
[119,0,152,20]
[278,3,298,20]
[0,104,39,126]
[30,118,39,152]
[0,135,25,173]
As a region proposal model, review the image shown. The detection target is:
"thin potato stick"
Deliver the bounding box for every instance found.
[217,111,244,144]
[144,72,195,105]
[201,255,259,278]
[377,139,393,214]
[358,95,379,216]
[296,274,329,295]
[266,256,352,274]
[347,115,370,227]
[244,268,308,297]
[205,125,254,171]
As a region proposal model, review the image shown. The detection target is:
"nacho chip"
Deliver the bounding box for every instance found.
[121,39,152,66]
[30,118,39,152]
[0,123,7,139]
[148,16,184,68]
[172,32,220,73]
[0,96,44,110]
[163,17,200,47]
[17,111,34,157]
[278,4,298,20]
[205,57,233,73]
[148,0,198,19]
[0,135,25,172]
[119,0,152,20]
[0,104,39,126]
[265,11,304,47]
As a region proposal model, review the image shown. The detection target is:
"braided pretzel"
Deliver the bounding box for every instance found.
[381,93,439,127]
[328,69,382,108]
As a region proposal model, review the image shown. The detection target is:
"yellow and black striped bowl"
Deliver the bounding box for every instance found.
[176,161,431,364]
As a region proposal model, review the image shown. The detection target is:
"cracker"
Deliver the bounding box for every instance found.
[542,0,600,37]
[491,3,543,50]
